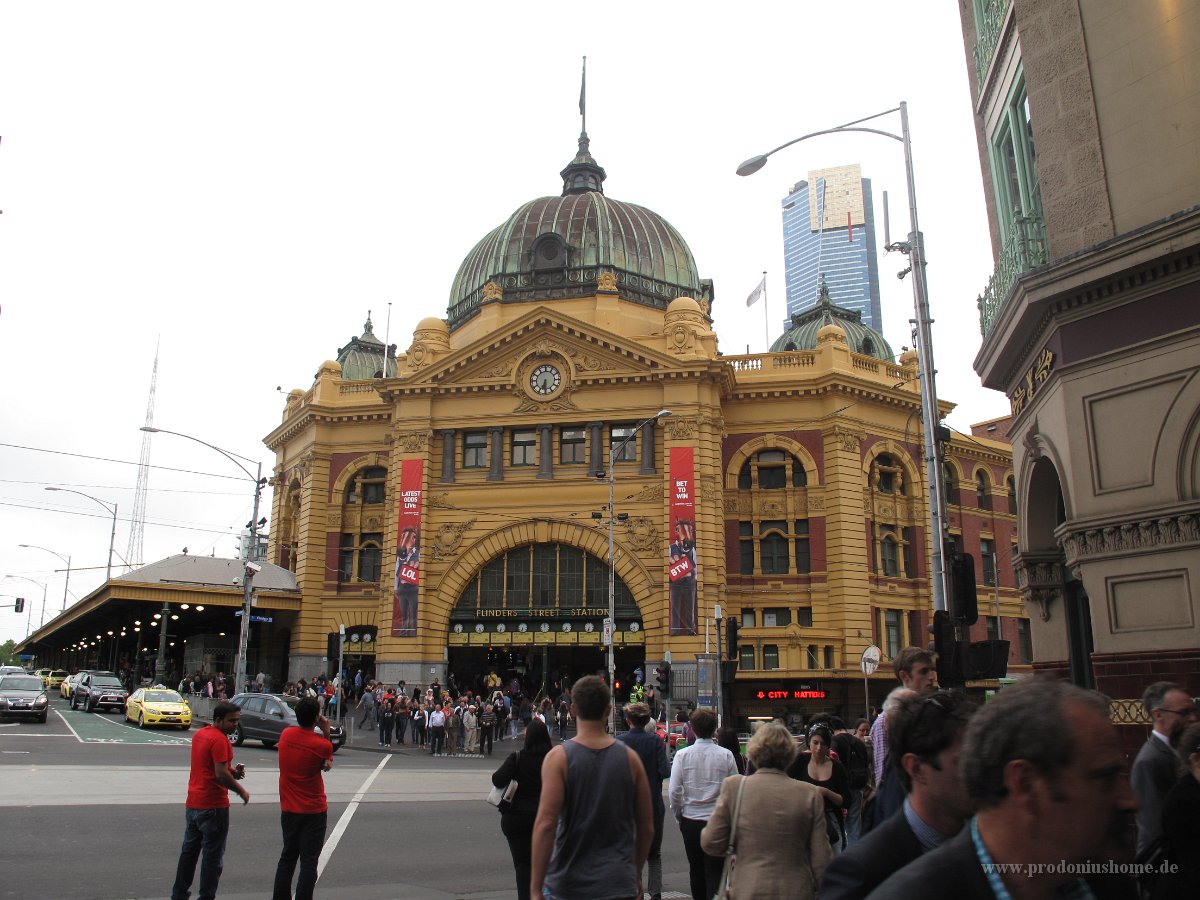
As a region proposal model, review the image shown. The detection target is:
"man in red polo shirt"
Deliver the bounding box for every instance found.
[172,701,249,900]
[273,696,334,900]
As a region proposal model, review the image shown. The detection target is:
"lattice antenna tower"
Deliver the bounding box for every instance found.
[127,340,159,568]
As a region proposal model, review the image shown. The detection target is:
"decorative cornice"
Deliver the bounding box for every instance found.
[1059,512,1200,566]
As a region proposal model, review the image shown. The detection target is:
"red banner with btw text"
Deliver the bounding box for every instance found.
[668,446,698,636]
[391,458,423,637]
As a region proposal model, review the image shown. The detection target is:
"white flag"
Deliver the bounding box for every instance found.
[745,276,766,307]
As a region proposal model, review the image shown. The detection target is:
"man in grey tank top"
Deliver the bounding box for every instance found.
[531,675,653,900]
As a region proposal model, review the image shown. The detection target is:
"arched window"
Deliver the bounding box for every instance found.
[874,453,907,495]
[880,534,900,576]
[737,449,810,491]
[1007,476,1017,515]
[976,471,991,510]
[454,543,634,612]
[345,466,387,505]
[861,336,876,356]
[944,464,959,506]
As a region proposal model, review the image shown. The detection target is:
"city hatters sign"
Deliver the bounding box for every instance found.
[391,459,422,637]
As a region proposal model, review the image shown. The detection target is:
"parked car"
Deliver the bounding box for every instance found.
[0,674,50,723]
[126,687,192,729]
[71,671,129,713]
[228,692,345,752]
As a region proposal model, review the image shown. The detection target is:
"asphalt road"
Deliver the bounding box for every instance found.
[0,697,694,899]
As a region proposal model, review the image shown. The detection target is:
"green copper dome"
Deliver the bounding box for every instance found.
[771,276,895,360]
[447,134,708,329]
[336,315,398,381]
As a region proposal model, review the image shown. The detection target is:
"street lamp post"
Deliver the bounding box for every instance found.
[736,102,948,612]
[43,488,118,582]
[155,601,171,684]
[601,409,671,733]
[19,544,72,613]
[143,427,265,694]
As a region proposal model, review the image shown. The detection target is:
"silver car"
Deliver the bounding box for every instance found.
[0,674,50,723]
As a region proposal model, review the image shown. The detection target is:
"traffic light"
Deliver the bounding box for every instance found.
[948,553,979,625]
[931,609,960,686]
[725,618,739,661]
[13,597,24,614]
[655,663,671,695]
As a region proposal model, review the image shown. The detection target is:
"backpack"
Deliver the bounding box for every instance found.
[834,732,871,790]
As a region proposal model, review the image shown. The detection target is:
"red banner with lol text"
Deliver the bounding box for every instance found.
[668,446,698,636]
[391,458,423,637]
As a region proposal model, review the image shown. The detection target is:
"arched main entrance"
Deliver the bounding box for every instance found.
[447,542,646,702]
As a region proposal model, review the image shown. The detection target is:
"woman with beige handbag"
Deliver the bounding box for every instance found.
[702,721,832,899]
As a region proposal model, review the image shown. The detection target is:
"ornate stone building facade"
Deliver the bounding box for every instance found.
[960,0,1200,703]
[264,133,1023,719]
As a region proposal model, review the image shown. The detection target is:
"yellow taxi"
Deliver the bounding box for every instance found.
[45,670,68,690]
[60,672,83,699]
[35,668,51,686]
[125,687,192,729]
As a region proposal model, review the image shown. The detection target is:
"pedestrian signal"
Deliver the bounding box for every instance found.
[13,597,24,613]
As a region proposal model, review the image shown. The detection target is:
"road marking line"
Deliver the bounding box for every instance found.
[2,750,30,754]
[53,707,86,744]
[316,753,390,881]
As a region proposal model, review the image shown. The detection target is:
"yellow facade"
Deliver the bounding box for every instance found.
[265,289,1022,717]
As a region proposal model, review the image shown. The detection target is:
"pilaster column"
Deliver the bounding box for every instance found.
[639,419,658,475]
[440,429,456,484]
[538,424,554,480]
[588,421,605,476]
[487,427,504,481]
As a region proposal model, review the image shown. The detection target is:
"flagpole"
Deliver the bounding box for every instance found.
[762,270,769,351]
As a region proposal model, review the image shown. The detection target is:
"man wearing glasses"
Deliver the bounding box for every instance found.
[821,691,976,900]
[1131,681,1199,858]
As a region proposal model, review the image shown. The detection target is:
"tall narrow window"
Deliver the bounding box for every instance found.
[511,430,537,467]
[740,608,756,628]
[794,520,811,574]
[357,533,382,583]
[976,471,991,509]
[796,607,813,628]
[740,645,756,670]
[337,534,355,583]
[986,615,1001,642]
[738,522,755,575]
[1017,618,1033,663]
[463,431,487,469]
[944,464,959,506]
[823,646,834,668]
[763,645,780,670]
[806,645,819,669]
[1007,476,1017,515]
[880,530,899,577]
[757,450,787,489]
[884,610,902,659]
[981,538,997,587]
[760,521,790,575]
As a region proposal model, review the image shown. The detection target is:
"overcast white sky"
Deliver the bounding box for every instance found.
[0,2,1006,646]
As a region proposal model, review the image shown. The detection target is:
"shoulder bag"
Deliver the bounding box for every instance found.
[486,750,520,812]
[713,775,747,900]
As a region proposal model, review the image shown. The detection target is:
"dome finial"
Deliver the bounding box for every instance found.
[561,56,606,195]
[364,311,374,335]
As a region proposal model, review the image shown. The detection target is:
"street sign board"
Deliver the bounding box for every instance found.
[602,617,613,646]
[860,645,882,676]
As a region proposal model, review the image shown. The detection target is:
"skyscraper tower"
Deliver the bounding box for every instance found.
[781,163,882,331]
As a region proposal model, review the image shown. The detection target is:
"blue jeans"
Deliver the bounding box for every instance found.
[272,811,327,900]
[172,806,230,900]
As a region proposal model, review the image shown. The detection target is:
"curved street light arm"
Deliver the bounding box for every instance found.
[141,427,260,482]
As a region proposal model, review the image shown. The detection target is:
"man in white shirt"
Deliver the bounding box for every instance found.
[669,708,737,900]
[428,705,447,756]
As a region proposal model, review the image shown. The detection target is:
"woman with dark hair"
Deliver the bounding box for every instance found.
[492,717,552,900]
[716,727,745,775]
[788,723,849,853]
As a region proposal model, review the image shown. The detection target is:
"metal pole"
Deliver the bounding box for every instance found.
[715,617,723,727]
[338,624,345,724]
[62,555,71,612]
[864,671,870,724]
[608,449,616,734]
[155,602,170,683]
[900,101,948,612]
[234,461,263,695]
[105,503,117,581]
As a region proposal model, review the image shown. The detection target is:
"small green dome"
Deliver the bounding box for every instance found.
[336,315,398,381]
[447,134,706,328]
[771,276,894,360]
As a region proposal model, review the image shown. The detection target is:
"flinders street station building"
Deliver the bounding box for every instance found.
[262,132,1024,718]
[20,131,1024,721]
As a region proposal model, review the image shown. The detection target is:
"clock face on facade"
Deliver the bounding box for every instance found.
[530,364,561,395]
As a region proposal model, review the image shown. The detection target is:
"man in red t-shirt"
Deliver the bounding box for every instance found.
[172,701,249,900]
[272,696,334,900]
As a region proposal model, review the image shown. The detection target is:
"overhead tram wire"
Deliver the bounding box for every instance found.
[0,499,244,537]
[0,478,248,497]
[0,441,249,481]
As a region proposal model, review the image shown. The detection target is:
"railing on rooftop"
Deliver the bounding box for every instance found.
[977,214,1048,337]
[972,0,1011,90]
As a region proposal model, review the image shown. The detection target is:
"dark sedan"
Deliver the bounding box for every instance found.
[228,692,345,752]
[0,674,51,723]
